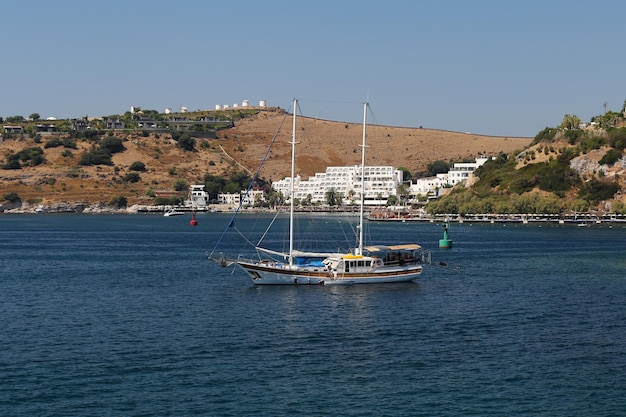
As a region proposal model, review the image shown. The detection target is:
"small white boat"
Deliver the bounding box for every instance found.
[164,209,185,217]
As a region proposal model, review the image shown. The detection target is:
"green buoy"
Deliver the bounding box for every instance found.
[439,224,453,249]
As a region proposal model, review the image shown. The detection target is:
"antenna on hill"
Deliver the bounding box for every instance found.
[604,101,608,114]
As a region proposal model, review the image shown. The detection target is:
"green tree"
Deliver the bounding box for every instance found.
[203,174,226,199]
[325,188,343,206]
[2,192,20,202]
[173,178,189,192]
[99,136,125,154]
[347,189,357,205]
[109,195,128,208]
[397,166,412,181]
[599,149,623,166]
[559,114,582,130]
[532,127,558,145]
[396,183,410,203]
[6,115,25,123]
[79,148,113,166]
[579,179,620,205]
[177,133,196,152]
[592,111,622,129]
[29,113,41,121]
[426,160,450,176]
[266,190,285,209]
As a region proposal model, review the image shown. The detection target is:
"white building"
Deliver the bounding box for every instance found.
[189,185,209,208]
[218,192,240,206]
[218,189,265,208]
[411,174,449,194]
[447,156,489,186]
[273,165,403,205]
[241,189,265,207]
[409,156,491,197]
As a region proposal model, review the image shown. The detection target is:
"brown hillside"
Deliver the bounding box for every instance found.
[216,111,531,181]
[0,110,532,206]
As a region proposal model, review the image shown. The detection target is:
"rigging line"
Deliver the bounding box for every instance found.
[256,209,281,247]
[208,102,293,258]
[231,225,259,249]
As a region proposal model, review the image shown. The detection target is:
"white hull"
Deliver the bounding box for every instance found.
[164,210,185,217]
[237,260,422,286]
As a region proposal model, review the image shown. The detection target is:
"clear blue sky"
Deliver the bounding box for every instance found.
[2,0,625,137]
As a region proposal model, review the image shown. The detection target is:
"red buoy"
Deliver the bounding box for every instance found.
[190,211,198,226]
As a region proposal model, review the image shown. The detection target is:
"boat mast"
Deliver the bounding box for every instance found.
[357,101,368,256]
[288,98,297,266]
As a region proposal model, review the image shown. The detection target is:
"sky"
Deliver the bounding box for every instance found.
[2,0,625,137]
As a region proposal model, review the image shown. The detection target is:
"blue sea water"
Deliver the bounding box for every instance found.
[1,213,625,416]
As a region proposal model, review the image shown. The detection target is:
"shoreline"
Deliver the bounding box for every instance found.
[2,202,625,225]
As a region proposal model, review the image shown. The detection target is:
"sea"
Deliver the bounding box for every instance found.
[1,213,625,416]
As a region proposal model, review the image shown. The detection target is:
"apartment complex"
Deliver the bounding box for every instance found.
[273,165,403,205]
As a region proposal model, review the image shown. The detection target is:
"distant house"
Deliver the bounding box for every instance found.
[241,188,265,207]
[71,119,92,131]
[3,125,24,134]
[218,192,240,206]
[409,156,491,197]
[446,157,489,186]
[411,174,449,195]
[36,123,58,133]
[104,117,125,130]
[189,185,209,208]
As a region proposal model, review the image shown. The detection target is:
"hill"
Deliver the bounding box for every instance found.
[426,128,626,215]
[0,109,531,209]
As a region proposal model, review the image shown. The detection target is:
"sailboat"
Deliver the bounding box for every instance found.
[209,99,427,285]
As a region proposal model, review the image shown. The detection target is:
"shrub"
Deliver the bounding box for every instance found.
[2,154,22,169]
[9,147,46,167]
[3,192,20,202]
[173,178,189,191]
[599,149,623,167]
[123,172,141,183]
[129,161,146,171]
[109,195,128,208]
[62,138,77,149]
[532,127,557,145]
[177,133,196,151]
[79,148,113,166]
[99,137,125,154]
[44,137,63,148]
[564,129,583,145]
[537,163,579,196]
[579,179,620,205]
